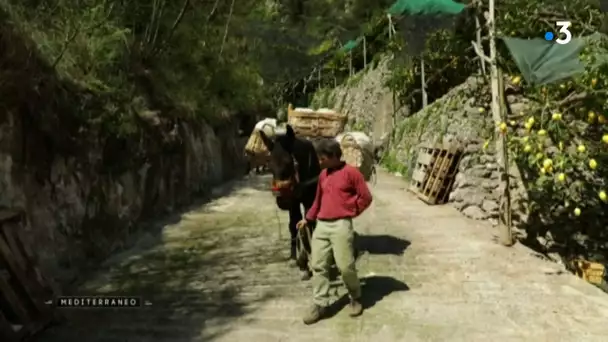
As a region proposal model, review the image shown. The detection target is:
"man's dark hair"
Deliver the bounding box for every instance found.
[315,138,342,159]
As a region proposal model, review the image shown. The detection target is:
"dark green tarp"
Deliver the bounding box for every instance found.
[389,0,466,56]
[502,37,586,85]
[388,0,466,16]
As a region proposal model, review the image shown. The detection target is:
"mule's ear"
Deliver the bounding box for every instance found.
[285,124,295,139]
[258,130,274,150]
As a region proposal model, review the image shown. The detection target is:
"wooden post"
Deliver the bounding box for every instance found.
[420,56,427,107]
[487,0,513,246]
[363,36,367,68]
[475,3,486,74]
[318,67,321,88]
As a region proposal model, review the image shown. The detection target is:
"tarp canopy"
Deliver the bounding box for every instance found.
[389,0,466,56]
[341,37,363,52]
[388,0,466,16]
[502,37,586,85]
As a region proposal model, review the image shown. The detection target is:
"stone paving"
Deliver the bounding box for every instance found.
[36,170,608,341]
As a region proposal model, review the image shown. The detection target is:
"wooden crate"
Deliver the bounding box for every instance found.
[287,104,347,138]
[0,209,60,341]
[409,145,462,204]
[570,259,605,285]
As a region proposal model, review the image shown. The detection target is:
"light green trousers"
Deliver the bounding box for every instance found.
[311,218,361,307]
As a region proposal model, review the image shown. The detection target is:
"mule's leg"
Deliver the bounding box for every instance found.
[288,204,302,262]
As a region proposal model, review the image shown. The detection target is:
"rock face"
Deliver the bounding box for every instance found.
[313,58,529,226]
[0,21,248,287]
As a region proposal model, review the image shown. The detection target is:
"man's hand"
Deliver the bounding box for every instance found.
[296,219,308,230]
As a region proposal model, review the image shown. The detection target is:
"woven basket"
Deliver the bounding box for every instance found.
[287,104,347,138]
[245,129,270,158]
[339,133,374,181]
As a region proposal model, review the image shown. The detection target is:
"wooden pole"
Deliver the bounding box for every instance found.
[363,36,367,68]
[487,0,513,246]
[318,67,321,88]
[420,56,427,107]
[475,3,486,74]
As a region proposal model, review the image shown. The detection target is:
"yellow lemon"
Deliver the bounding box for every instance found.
[551,112,562,120]
[535,153,543,159]
[559,83,566,89]
[574,207,581,216]
[603,134,608,144]
[524,122,532,130]
[600,191,607,201]
[591,78,597,87]
[509,120,516,126]
[527,117,535,124]
[522,136,529,143]
[478,107,485,113]
[588,111,596,122]
[523,144,532,152]
[589,159,597,169]
[499,122,507,132]
[538,129,546,136]
[557,173,566,182]
[512,76,521,85]
[540,167,546,174]
[558,141,564,150]
[543,158,553,168]
[578,144,586,153]
[599,115,606,124]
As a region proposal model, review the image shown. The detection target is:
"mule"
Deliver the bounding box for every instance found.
[259,125,321,280]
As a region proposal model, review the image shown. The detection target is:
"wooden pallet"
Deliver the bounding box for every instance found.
[409,144,462,204]
[0,209,60,341]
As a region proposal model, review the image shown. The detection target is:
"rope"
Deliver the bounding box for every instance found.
[296,223,313,264]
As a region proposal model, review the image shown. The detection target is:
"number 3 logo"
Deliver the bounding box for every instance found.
[555,21,572,45]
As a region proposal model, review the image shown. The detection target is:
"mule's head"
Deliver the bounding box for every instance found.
[259,125,299,207]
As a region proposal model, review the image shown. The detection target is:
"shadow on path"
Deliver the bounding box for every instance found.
[34,176,282,342]
[325,275,409,319]
[357,234,410,256]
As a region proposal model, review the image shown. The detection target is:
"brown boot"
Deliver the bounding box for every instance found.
[303,304,326,325]
[348,298,363,317]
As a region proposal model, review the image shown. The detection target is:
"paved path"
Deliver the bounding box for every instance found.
[37,170,608,341]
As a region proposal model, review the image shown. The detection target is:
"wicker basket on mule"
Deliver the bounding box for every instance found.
[336,132,375,181]
[244,120,276,168]
[287,104,347,138]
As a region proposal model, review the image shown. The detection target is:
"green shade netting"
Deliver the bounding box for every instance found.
[341,37,363,52]
[388,0,466,16]
[502,37,586,85]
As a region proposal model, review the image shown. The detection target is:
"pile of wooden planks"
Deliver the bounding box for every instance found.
[0,209,60,341]
[409,144,462,204]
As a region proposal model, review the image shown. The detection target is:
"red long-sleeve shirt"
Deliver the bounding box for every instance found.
[305,163,373,221]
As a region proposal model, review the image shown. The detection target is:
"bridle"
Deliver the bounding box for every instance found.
[271,151,318,196]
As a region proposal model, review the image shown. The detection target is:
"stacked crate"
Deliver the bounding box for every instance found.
[409,144,462,204]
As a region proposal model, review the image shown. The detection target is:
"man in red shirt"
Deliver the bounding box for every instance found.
[296,138,373,325]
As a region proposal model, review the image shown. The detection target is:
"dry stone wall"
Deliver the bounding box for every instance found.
[313,60,529,227]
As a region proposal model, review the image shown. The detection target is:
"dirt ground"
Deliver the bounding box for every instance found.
[36,170,608,342]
